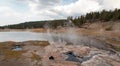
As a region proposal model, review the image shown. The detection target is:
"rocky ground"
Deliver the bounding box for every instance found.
[0,40,120,66]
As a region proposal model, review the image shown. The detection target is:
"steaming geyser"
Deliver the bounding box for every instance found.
[44,20,118,53]
[40,19,120,66]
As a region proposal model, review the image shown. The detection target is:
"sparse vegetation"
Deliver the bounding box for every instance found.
[31,53,42,61]
[105,26,113,31]
[0,41,15,50]
[30,41,50,47]
[114,46,120,51]
[107,39,120,45]
[106,39,120,51]
[3,50,26,59]
[0,42,26,59]
[71,9,120,27]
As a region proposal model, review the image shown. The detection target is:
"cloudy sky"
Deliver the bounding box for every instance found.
[0,0,120,26]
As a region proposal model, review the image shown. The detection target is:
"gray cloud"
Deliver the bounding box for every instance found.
[95,0,120,10]
[0,0,120,25]
[27,0,61,10]
[25,0,120,19]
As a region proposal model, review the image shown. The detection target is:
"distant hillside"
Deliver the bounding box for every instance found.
[1,19,67,29]
[1,9,120,29]
[71,9,120,27]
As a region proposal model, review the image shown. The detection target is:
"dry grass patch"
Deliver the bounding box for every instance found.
[30,28,47,32]
[30,41,50,47]
[31,53,42,61]
[0,42,26,60]
[114,46,120,51]
[0,41,16,50]
[106,39,120,45]
[77,28,101,36]
[3,50,26,59]
[106,39,120,51]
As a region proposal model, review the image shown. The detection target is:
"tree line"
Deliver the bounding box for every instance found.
[70,9,120,27]
[1,20,66,29]
[0,9,120,29]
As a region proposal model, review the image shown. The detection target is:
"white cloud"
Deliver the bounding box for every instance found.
[96,0,120,10]
[24,0,64,19]
[0,6,19,17]
[26,0,61,13]
[26,0,120,18]
[53,0,101,16]
[0,6,41,26]
[0,0,120,25]
[0,6,21,25]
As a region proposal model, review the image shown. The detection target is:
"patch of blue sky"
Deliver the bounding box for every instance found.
[0,0,29,12]
[11,0,29,12]
[62,0,78,5]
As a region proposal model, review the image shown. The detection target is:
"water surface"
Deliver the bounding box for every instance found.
[0,31,49,42]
